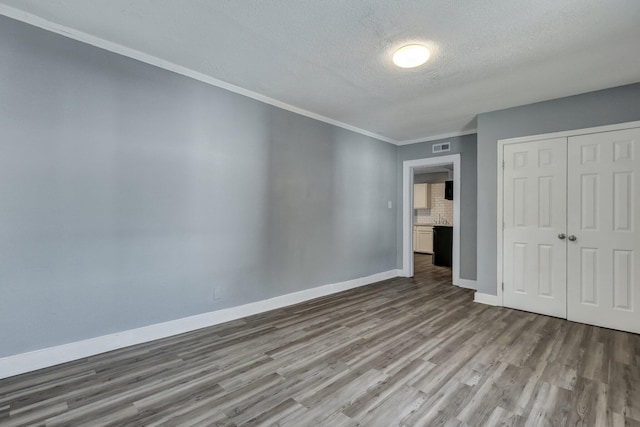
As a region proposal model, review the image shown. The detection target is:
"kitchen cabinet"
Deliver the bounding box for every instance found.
[413,183,431,209]
[413,225,433,253]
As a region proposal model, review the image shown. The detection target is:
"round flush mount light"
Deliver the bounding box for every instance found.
[392,44,430,68]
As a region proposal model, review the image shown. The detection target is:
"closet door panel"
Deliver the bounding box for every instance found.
[503,138,567,318]
[567,127,640,333]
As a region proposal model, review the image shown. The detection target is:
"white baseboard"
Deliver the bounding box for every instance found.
[454,278,477,290]
[0,269,401,380]
[473,292,501,306]
[398,269,412,278]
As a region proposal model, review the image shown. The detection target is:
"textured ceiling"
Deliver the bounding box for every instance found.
[2,0,639,144]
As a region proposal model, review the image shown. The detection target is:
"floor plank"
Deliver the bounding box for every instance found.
[1,254,639,426]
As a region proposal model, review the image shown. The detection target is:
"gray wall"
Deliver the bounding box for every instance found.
[414,172,450,184]
[476,83,640,295]
[397,134,478,280]
[0,16,398,357]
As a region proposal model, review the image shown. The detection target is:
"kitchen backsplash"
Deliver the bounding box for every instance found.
[415,182,453,225]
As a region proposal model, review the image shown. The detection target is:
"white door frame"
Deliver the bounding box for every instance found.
[496,119,640,305]
[402,154,473,289]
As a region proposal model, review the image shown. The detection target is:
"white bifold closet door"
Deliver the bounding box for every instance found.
[502,126,640,334]
[503,137,568,318]
[567,128,640,334]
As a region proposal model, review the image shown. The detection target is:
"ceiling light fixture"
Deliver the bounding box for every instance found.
[392,44,430,68]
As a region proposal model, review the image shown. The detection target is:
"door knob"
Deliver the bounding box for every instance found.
[558,233,566,240]
[568,235,577,241]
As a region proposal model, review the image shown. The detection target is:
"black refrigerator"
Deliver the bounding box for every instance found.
[433,226,453,267]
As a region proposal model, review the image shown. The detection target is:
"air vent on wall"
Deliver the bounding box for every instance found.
[432,142,451,153]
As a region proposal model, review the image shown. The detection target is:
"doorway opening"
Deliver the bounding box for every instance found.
[402,154,473,289]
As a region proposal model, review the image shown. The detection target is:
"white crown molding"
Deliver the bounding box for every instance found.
[1,6,480,147]
[0,269,402,379]
[396,129,477,146]
[0,5,398,145]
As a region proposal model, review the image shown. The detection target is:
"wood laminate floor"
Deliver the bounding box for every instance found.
[2,254,640,426]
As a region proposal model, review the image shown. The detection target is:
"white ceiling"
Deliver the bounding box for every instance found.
[2,0,639,144]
